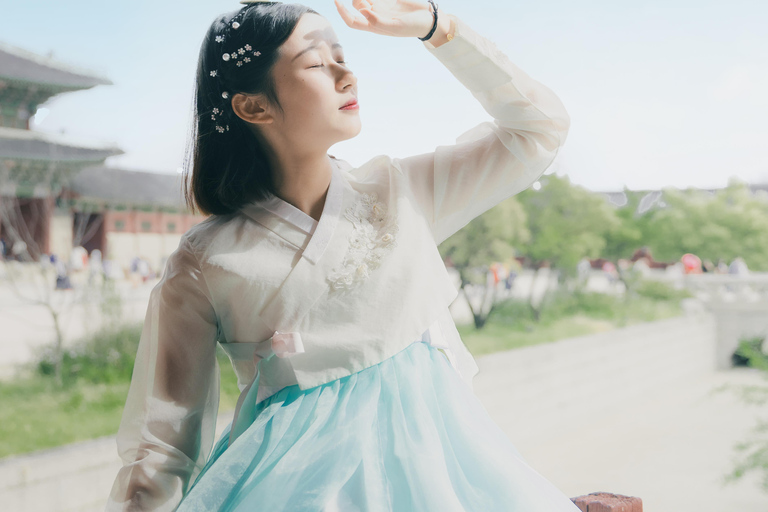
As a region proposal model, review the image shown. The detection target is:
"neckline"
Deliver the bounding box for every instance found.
[241,157,346,265]
[261,194,319,235]
[255,156,341,234]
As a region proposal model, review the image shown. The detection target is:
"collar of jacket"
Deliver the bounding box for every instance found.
[238,158,346,266]
[235,157,372,335]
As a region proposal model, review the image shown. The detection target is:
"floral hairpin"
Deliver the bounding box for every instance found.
[212,9,262,71]
[211,91,231,134]
[221,43,262,67]
[208,7,265,134]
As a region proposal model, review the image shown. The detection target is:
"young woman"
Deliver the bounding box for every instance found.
[106,1,574,510]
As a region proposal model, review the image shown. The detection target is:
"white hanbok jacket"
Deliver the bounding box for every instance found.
[106,14,570,512]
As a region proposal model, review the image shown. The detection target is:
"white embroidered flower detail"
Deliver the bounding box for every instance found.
[327,192,399,292]
[231,52,238,60]
[245,44,252,51]
[244,57,251,63]
[238,48,246,55]
[215,36,225,43]
[236,61,243,67]
[210,70,218,77]
[254,51,261,57]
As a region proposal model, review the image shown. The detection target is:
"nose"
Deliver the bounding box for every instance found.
[337,66,357,91]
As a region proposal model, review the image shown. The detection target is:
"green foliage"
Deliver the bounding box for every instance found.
[462,289,684,356]
[618,180,768,270]
[36,324,143,385]
[0,378,130,458]
[516,175,620,276]
[487,288,682,331]
[720,336,768,493]
[602,189,652,261]
[633,280,692,302]
[2,323,243,458]
[457,316,613,356]
[594,180,768,270]
[438,195,529,283]
[732,337,768,373]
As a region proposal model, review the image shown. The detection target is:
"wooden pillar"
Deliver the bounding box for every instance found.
[40,195,54,255]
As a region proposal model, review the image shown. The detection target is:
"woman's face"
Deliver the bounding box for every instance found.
[262,13,360,150]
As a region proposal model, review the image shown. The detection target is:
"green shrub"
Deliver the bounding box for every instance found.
[732,336,768,371]
[488,285,684,330]
[36,324,143,386]
[634,280,692,301]
[543,290,620,321]
[487,298,537,327]
[489,290,621,328]
[722,335,768,494]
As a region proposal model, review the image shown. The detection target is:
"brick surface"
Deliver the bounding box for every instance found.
[571,492,643,511]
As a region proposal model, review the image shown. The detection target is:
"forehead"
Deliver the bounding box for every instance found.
[280,13,340,57]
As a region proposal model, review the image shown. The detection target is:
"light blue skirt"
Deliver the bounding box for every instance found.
[176,341,580,511]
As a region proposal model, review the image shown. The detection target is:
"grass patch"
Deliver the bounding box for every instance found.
[0,340,242,460]
[458,315,615,356]
[460,288,684,356]
[0,379,130,458]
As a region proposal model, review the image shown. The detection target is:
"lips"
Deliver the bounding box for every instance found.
[340,98,358,109]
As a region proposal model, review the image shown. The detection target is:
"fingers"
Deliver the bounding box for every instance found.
[359,7,381,24]
[351,0,372,10]
[334,0,372,31]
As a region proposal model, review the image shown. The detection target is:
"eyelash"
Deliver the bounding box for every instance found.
[310,61,348,68]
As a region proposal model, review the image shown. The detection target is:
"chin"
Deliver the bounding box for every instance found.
[338,124,362,142]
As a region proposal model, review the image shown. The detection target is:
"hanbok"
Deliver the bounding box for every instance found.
[175,341,579,511]
[106,12,574,512]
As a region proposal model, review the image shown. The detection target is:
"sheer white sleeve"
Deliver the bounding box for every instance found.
[393,14,571,246]
[105,235,220,512]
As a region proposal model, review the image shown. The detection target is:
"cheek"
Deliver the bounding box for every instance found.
[275,70,341,127]
[287,81,334,118]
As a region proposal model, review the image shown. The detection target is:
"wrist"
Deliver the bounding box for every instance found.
[426,8,453,48]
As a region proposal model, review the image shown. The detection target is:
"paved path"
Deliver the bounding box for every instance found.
[474,363,768,512]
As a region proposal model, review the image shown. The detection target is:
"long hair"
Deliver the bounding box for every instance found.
[183,2,318,216]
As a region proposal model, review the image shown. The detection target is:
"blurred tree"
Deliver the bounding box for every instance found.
[643,180,768,271]
[438,196,529,329]
[517,174,620,278]
[602,189,648,262]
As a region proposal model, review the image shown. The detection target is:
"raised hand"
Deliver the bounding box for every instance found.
[333,0,437,38]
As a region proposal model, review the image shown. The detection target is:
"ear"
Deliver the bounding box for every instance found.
[231,92,273,125]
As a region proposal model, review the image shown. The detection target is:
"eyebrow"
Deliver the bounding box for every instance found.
[292,42,343,62]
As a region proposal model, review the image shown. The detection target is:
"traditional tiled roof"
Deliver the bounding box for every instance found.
[0,127,122,162]
[68,166,186,208]
[0,42,111,91]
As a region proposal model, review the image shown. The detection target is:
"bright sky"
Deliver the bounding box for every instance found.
[2,0,766,191]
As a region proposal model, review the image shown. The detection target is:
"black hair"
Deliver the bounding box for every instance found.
[183,2,319,217]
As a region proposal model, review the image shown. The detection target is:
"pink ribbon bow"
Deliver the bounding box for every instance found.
[271,330,305,358]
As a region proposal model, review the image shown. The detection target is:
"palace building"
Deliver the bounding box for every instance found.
[0,42,205,275]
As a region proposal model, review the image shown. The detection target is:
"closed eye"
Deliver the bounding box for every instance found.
[310,61,348,68]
